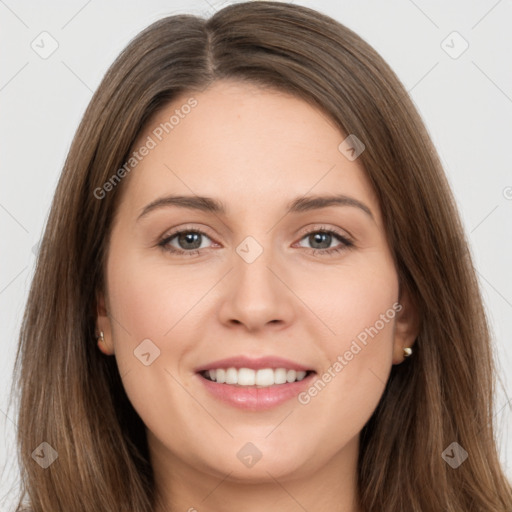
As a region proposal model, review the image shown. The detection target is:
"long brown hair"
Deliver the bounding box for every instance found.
[10,2,512,510]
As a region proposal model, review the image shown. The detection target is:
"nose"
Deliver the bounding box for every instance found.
[217,242,296,332]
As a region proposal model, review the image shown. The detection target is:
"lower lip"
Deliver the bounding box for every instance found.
[196,372,316,411]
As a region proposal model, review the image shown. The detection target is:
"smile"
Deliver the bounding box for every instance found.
[200,367,311,387]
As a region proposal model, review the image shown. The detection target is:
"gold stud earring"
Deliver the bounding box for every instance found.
[97,331,110,355]
[403,347,413,358]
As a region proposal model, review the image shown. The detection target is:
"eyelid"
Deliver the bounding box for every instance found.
[158,223,353,242]
[293,224,355,254]
[157,223,217,244]
[297,223,353,241]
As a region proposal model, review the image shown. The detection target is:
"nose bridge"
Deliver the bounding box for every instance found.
[234,233,279,300]
[218,232,294,330]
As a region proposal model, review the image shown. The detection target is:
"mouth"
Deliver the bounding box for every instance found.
[198,367,316,388]
[195,363,317,410]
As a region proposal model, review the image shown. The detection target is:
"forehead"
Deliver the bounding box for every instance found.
[118,80,379,221]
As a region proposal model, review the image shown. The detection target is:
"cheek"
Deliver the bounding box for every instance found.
[294,252,399,351]
[103,247,180,392]
[104,251,204,441]
[290,258,398,437]
[106,247,203,345]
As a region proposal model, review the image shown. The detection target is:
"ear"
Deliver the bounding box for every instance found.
[96,289,115,355]
[392,285,420,365]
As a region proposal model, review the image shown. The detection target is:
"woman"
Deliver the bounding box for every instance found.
[11,1,512,511]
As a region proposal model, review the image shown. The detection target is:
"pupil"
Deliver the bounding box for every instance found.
[179,232,201,250]
[311,232,330,249]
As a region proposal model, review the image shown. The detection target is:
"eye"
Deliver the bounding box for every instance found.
[295,226,354,256]
[157,225,354,258]
[158,228,215,257]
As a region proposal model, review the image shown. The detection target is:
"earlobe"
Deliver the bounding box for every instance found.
[392,286,420,365]
[95,290,115,355]
[96,330,112,355]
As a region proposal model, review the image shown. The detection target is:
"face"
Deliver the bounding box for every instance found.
[97,80,417,486]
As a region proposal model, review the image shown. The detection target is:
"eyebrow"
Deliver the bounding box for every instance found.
[137,193,375,221]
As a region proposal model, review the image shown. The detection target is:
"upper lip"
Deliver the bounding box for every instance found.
[194,355,315,373]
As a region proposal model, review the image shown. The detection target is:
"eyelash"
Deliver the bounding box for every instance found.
[157,225,354,258]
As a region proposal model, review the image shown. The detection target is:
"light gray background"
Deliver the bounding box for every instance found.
[1,0,511,508]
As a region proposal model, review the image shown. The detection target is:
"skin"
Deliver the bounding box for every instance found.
[96,79,418,512]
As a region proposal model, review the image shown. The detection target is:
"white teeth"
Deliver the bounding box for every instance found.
[255,368,274,386]
[274,368,287,384]
[238,368,255,385]
[225,367,238,384]
[286,369,297,383]
[203,367,310,386]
